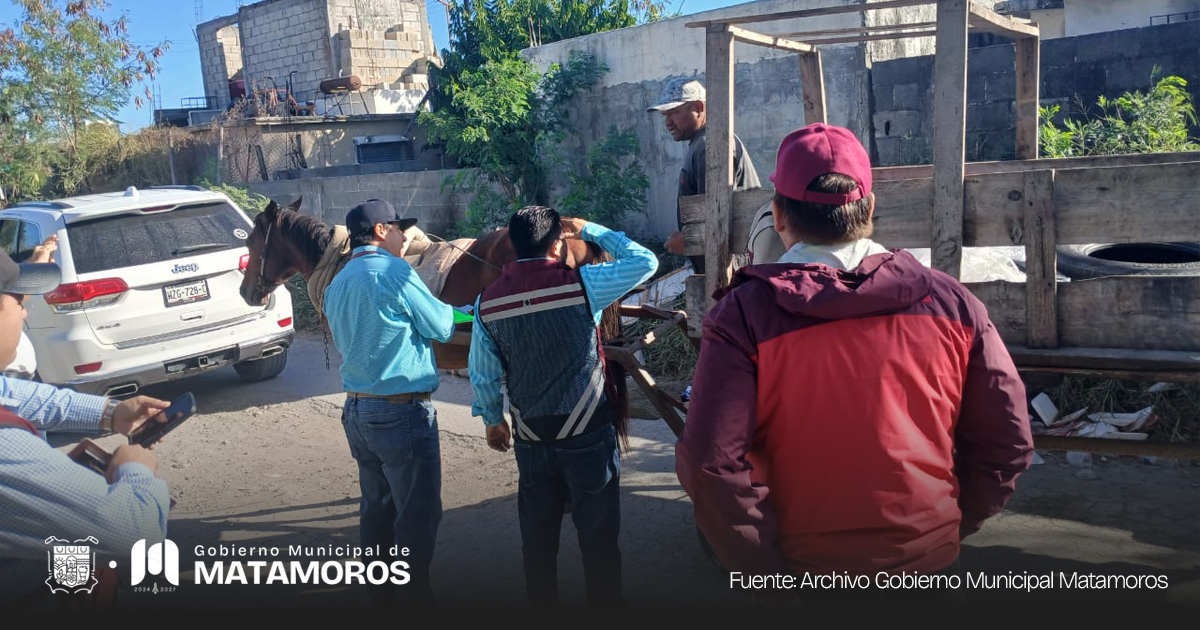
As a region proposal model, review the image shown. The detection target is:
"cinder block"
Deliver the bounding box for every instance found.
[892,83,922,110]
[872,110,922,138]
[967,43,1013,76]
[983,71,1016,103]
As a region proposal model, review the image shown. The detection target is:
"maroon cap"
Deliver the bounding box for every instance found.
[769,123,872,206]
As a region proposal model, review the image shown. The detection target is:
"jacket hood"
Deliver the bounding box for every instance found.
[726,250,933,320]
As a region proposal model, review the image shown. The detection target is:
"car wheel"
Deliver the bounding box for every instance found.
[233,350,288,382]
[1056,242,1200,280]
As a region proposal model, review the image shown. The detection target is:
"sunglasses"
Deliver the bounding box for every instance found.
[4,292,25,306]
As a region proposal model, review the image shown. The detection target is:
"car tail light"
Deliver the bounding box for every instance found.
[74,362,103,374]
[239,253,250,272]
[278,317,293,328]
[43,278,129,313]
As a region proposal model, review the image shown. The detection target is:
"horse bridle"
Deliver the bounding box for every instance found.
[256,217,275,289]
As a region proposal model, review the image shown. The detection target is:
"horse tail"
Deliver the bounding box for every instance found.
[587,240,631,453]
[600,303,630,454]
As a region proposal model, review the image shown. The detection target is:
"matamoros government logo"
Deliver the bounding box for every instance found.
[44,536,99,595]
[131,538,180,593]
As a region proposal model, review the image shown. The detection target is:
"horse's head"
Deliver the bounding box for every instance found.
[240,197,303,306]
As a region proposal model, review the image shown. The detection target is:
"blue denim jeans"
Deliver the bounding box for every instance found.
[340,397,441,606]
[514,423,622,608]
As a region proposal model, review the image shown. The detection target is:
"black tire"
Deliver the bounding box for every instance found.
[1056,242,1200,280]
[233,349,288,382]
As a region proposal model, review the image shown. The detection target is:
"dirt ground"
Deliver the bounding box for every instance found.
[64,329,1200,611]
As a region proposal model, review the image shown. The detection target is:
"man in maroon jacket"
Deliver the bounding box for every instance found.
[675,123,1032,588]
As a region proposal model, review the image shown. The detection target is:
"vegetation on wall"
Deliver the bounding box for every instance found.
[1039,72,1199,158]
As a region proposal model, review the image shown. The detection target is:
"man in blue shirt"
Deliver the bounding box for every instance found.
[0,252,172,608]
[323,198,455,607]
[469,207,657,608]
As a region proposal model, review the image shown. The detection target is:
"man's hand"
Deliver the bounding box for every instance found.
[560,217,589,240]
[664,231,685,255]
[486,421,512,453]
[112,396,170,437]
[31,234,58,263]
[106,444,158,482]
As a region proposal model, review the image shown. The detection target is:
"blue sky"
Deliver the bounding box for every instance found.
[0,0,747,132]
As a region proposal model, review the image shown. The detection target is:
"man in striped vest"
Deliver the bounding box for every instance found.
[469,207,657,608]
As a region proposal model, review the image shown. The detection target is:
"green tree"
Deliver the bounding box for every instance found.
[1040,72,1199,158]
[0,0,167,200]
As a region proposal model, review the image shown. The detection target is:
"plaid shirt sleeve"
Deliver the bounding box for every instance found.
[0,376,107,433]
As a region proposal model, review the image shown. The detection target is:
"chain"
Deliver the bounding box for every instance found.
[322,321,331,370]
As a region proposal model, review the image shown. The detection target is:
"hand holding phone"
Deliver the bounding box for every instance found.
[130,392,197,448]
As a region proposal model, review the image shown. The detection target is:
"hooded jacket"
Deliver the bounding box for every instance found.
[675,249,1032,576]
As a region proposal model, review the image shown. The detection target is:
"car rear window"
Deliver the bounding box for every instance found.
[67,202,250,274]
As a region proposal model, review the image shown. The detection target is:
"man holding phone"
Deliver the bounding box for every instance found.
[0,251,174,608]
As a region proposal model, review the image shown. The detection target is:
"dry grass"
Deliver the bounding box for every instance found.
[622,295,698,381]
[1044,376,1200,444]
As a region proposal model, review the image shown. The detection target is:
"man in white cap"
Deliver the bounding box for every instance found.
[648,77,761,273]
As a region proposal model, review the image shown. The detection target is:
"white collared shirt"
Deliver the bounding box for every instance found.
[777,238,890,270]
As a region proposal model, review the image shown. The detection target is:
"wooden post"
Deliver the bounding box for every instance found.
[931,0,969,278]
[167,127,178,185]
[1015,36,1040,160]
[705,24,736,312]
[1023,169,1057,348]
[799,50,827,124]
[216,125,225,185]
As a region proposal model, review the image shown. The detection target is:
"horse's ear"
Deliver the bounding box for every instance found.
[284,196,302,213]
[262,199,279,218]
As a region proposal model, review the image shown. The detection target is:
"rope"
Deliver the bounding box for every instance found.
[421,231,503,272]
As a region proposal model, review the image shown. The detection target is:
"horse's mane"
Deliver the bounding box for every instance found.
[276,209,336,268]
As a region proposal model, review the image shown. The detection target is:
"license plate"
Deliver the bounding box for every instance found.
[163,279,210,307]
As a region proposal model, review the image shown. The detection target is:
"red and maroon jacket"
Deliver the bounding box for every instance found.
[675,249,1032,576]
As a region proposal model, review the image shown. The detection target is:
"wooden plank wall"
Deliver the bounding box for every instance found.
[680,157,1200,358]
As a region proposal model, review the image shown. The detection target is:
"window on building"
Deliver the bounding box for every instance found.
[354,135,415,164]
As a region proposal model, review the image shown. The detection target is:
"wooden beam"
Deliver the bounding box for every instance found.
[685,275,706,338]
[781,21,938,39]
[799,50,826,124]
[1014,37,1040,159]
[1018,366,1200,384]
[704,24,736,313]
[1022,169,1057,349]
[605,347,686,437]
[1032,436,1200,460]
[968,1,1040,38]
[874,151,1200,181]
[799,30,937,46]
[728,24,813,52]
[931,0,969,278]
[1009,347,1200,372]
[686,0,935,29]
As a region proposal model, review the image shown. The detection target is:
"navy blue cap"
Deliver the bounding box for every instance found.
[345,199,418,236]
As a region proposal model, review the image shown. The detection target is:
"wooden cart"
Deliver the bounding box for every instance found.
[676,0,1200,458]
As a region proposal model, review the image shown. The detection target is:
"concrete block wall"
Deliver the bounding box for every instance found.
[525,0,908,237]
[327,0,438,89]
[871,19,1200,166]
[238,0,335,105]
[198,15,241,109]
[246,168,472,234]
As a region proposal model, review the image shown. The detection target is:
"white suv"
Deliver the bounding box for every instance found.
[1,186,294,395]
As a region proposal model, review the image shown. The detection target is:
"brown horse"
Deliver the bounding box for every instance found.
[239,198,630,444]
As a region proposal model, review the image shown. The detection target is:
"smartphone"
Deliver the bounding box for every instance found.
[69,438,112,475]
[130,392,197,448]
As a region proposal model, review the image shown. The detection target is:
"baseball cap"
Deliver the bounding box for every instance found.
[769,123,873,206]
[0,251,61,297]
[345,198,418,236]
[647,78,706,112]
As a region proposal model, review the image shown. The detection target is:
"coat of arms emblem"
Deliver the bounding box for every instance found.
[45,536,99,594]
